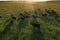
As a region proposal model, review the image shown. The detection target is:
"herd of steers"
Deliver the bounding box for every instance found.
[0,8,60,29]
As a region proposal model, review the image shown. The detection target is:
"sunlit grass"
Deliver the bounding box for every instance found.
[0,1,60,40]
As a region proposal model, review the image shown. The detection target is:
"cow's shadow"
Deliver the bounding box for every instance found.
[30,27,44,40]
[12,19,26,40]
[12,18,29,40]
[0,21,13,40]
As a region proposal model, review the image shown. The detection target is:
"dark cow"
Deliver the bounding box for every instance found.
[10,19,13,23]
[11,14,16,20]
[46,8,57,16]
[28,11,32,13]
[24,11,30,17]
[37,9,41,12]
[51,10,56,14]
[10,14,16,23]
[41,14,48,17]
[24,11,28,14]
[45,9,48,13]
[48,9,57,16]
[20,16,26,20]
[20,13,28,20]
[32,14,37,19]
[20,13,23,16]
[46,8,52,14]
[31,22,40,28]
[24,14,29,18]
[0,16,2,18]
[34,10,37,15]
[37,9,40,11]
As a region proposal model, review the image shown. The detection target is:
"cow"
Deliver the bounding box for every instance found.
[32,14,37,19]
[10,14,16,23]
[31,22,40,29]
[20,16,26,20]
[45,9,48,13]
[34,10,37,15]
[41,14,48,17]
[11,14,16,20]
[20,13,23,16]
[19,13,28,20]
[0,16,2,18]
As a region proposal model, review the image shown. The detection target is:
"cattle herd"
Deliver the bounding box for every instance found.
[0,8,60,28]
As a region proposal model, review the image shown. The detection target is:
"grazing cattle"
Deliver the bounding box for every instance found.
[45,9,48,13]
[31,22,40,28]
[28,11,32,13]
[10,19,13,23]
[20,13,28,20]
[11,15,16,20]
[10,14,16,23]
[17,13,24,21]
[24,11,28,14]
[37,9,40,11]
[0,16,2,18]
[24,11,30,18]
[51,10,57,14]
[24,13,29,18]
[34,10,37,15]
[48,10,57,16]
[37,9,41,13]
[46,8,57,16]
[47,8,52,14]
[20,16,26,20]
[41,14,48,17]
[20,13,24,20]
[32,14,37,19]
[20,13,23,16]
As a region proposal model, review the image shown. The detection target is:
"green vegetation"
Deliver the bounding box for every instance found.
[0,1,60,40]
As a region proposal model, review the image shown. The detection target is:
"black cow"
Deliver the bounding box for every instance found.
[48,10,57,16]
[20,13,28,20]
[11,15,16,20]
[19,13,25,20]
[31,22,40,28]
[32,14,37,19]
[20,16,26,20]
[10,14,16,23]
[46,8,57,16]
[34,10,37,15]
[0,16,2,18]
[41,14,48,17]
[51,10,56,14]
[37,9,41,12]
[20,13,23,16]
[45,9,48,13]
[24,11,30,18]
[37,9,40,11]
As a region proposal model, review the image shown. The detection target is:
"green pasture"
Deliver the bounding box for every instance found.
[0,1,60,40]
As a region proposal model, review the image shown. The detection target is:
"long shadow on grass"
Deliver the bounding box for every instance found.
[46,16,60,26]
[30,17,44,40]
[40,14,60,26]
[4,18,11,25]
[0,21,13,40]
[13,18,29,40]
[30,27,44,40]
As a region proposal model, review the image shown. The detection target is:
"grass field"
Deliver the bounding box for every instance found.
[0,1,60,40]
